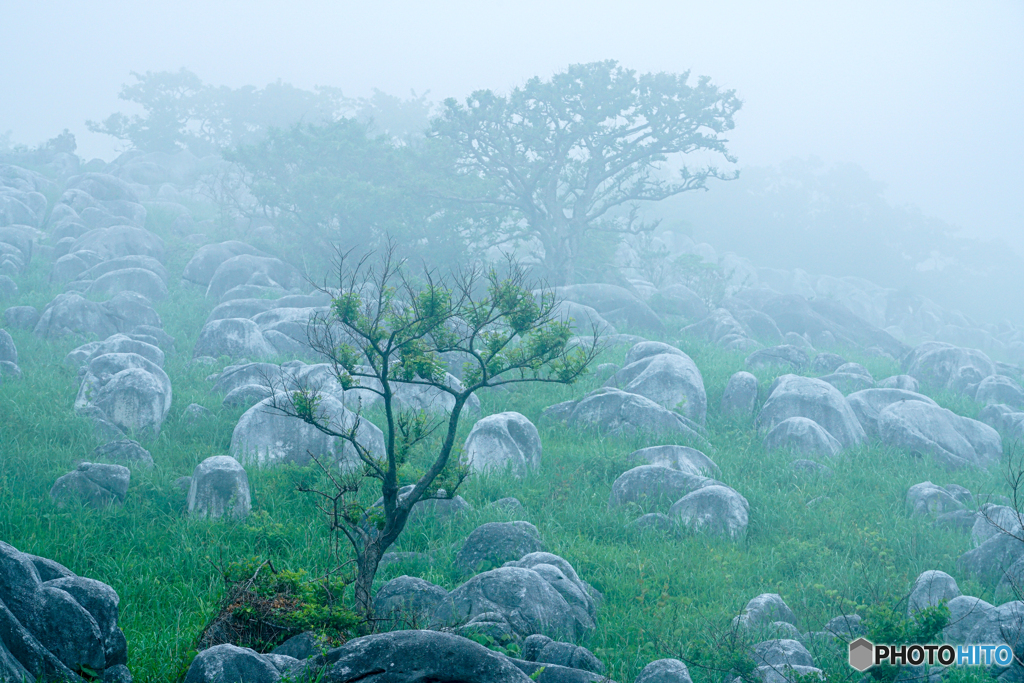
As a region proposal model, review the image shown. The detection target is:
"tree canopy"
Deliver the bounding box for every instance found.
[431,60,742,284]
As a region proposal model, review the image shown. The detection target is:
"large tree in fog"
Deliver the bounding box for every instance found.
[431,60,741,284]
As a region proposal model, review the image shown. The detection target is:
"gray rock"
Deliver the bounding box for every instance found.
[230,394,384,468]
[934,509,979,533]
[789,459,832,478]
[0,275,17,301]
[756,375,866,449]
[270,631,325,660]
[752,639,814,668]
[995,557,1024,605]
[905,482,965,518]
[783,332,813,349]
[71,225,164,262]
[957,530,1024,587]
[818,372,874,395]
[762,417,842,458]
[604,350,707,424]
[287,631,532,683]
[85,267,168,302]
[670,484,749,540]
[187,456,251,520]
[809,353,846,375]
[75,352,172,440]
[212,362,286,396]
[551,300,616,336]
[554,283,663,332]
[183,643,284,683]
[0,329,15,364]
[635,658,693,683]
[372,575,454,629]
[194,318,276,360]
[206,298,276,323]
[90,439,153,469]
[631,512,675,532]
[745,345,809,373]
[3,305,38,330]
[521,634,604,674]
[823,613,864,639]
[609,465,716,510]
[34,291,161,340]
[752,664,824,683]
[75,255,168,285]
[50,462,130,508]
[734,594,798,632]
[463,411,542,477]
[223,384,274,410]
[567,388,707,444]
[944,483,974,507]
[972,505,1022,547]
[456,522,545,575]
[878,374,920,392]
[67,333,165,369]
[977,375,1024,410]
[626,445,720,477]
[964,601,1024,662]
[182,241,270,287]
[649,284,709,321]
[721,371,759,419]
[903,342,996,394]
[488,497,525,515]
[907,570,961,616]
[943,596,993,643]
[878,400,1002,469]
[206,254,300,301]
[131,324,175,352]
[369,485,473,527]
[183,403,214,424]
[846,388,937,439]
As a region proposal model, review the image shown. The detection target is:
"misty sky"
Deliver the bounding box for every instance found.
[3,1,1022,252]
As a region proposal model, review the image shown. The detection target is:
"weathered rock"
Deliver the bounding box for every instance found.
[183,643,287,683]
[934,509,979,533]
[823,614,864,639]
[994,557,1024,605]
[456,522,545,575]
[230,394,384,468]
[752,639,814,668]
[554,283,663,332]
[905,482,965,518]
[903,342,997,394]
[84,267,168,301]
[0,329,15,365]
[649,284,708,321]
[809,353,846,375]
[721,371,759,419]
[206,254,300,301]
[66,333,165,369]
[71,225,164,263]
[878,400,1002,469]
[75,352,172,439]
[957,530,1024,587]
[733,593,798,630]
[193,318,276,360]
[187,456,251,520]
[567,388,707,444]
[963,601,1024,662]
[971,505,1021,547]
[90,439,154,469]
[182,241,270,287]
[670,484,749,540]
[3,305,37,330]
[635,658,693,683]
[550,301,616,336]
[182,403,214,425]
[818,372,874,395]
[756,375,866,449]
[462,412,542,477]
[609,465,716,510]
[626,445,720,478]
[223,384,274,410]
[521,634,604,674]
[603,350,707,424]
[907,570,961,616]
[745,345,809,373]
[846,388,937,439]
[50,462,130,509]
[943,596,993,644]
[503,552,599,639]
[762,417,841,458]
[373,576,454,629]
[34,291,161,340]
[976,375,1024,410]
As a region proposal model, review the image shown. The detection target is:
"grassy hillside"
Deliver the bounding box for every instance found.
[0,220,1006,683]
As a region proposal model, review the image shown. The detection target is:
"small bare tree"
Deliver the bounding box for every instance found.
[268,241,602,622]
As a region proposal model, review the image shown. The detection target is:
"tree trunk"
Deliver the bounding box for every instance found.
[354,542,383,625]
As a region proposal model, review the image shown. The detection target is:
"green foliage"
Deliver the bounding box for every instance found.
[861,600,950,683]
[432,60,742,284]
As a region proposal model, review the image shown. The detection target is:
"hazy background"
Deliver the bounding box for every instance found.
[2,0,1021,252]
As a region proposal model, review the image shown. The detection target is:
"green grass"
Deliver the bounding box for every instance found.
[0,216,1007,683]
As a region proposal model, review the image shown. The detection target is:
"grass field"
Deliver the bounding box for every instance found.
[0,221,1007,683]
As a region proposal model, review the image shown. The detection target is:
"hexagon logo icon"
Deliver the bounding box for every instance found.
[849,637,874,672]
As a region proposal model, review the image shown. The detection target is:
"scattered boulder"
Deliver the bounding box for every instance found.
[846,388,937,439]
[206,254,300,301]
[66,333,165,369]
[635,659,693,683]
[762,417,841,459]
[604,349,707,424]
[230,394,384,468]
[0,541,131,682]
[907,570,961,616]
[187,456,251,520]
[462,411,542,477]
[70,225,164,262]
[906,483,965,519]
[943,596,993,644]
[554,283,664,332]
[565,388,707,444]
[670,484,749,540]
[752,639,813,668]
[551,301,616,336]
[626,445,721,478]
[182,403,214,424]
[90,439,154,469]
[957,529,1024,587]
[222,384,274,410]
[993,557,1024,605]
[521,634,604,674]
[50,462,130,508]
[745,345,809,373]
[756,375,866,449]
[878,400,1002,469]
[721,371,759,419]
[809,353,846,375]
[373,576,454,629]
[609,465,716,510]
[193,318,276,360]
[34,291,161,340]
[823,613,865,639]
[733,594,798,631]
[878,374,920,391]
[456,522,545,575]
[971,505,1021,547]
[976,375,1024,409]
[182,241,270,287]
[903,342,996,394]
[3,305,38,330]
[0,329,15,366]
[818,371,874,395]
[74,352,172,439]
[182,643,294,683]
[84,267,168,302]
[649,284,709,321]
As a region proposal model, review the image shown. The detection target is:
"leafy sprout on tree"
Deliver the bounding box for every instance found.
[265,239,603,623]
